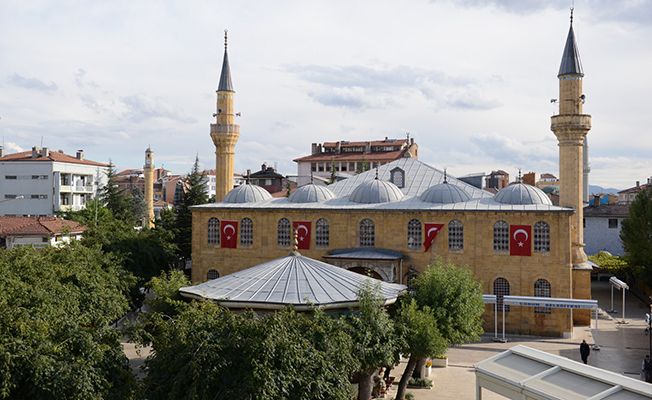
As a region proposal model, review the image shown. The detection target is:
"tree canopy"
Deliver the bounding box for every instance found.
[174,156,208,263]
[620,187,652,287]
[0,245,137,399]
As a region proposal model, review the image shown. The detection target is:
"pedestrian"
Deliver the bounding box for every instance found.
[643,355,652,383]
[579,339,590,364]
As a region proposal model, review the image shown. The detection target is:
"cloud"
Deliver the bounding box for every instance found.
[7,73,57,93]
[308,86,386,110]
[74,69,99,89]
[120,94,198,123]
[3,141,24,153]
[417,78,502,110]
[271,120,294,130]
[471,132,557,167]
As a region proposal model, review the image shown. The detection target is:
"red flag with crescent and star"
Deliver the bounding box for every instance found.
[293,221,311,250]
[221,220,238,248]
[424,223,444,252]
[510,225,532,256]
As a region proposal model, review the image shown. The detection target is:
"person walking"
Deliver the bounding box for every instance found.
[579,340,590,364]
[643,355,652,383]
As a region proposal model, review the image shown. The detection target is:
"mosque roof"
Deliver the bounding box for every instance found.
[419,181,472,204]
[178,251,407,310]
[193,158,572,213]
[223,184,272,203]
[494,183,552,205]
[558,21,584,77]
[349,178,404,204]
[288,183,336,203]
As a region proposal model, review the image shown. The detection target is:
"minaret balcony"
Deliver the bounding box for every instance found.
[210,123,240,135]
[550,114,591,131]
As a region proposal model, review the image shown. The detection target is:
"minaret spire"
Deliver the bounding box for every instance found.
[217,29,234,92]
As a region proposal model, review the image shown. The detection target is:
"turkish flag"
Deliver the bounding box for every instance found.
[293,221,311,250]
[424,223,444,252]
[510,225,531,256]
[221,220,238,248]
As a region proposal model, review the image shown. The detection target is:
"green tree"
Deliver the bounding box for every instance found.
[100,161,133,221]
[393,299,448,400]
[589,251,638,281]
[174,156,208,263]
[327,159,337,185]
[128,187,148,224]
[346,280,399,400]
[129,273,356,400]
[356,155,370,174]
[0,244,137,399]
[620,187,652,286]
[412,258,485,346]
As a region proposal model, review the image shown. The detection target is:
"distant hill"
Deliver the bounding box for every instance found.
[589,185,620,195]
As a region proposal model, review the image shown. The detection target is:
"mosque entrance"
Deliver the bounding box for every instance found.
[323,248,403,283]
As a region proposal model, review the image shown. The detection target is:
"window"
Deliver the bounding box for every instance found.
[608,219,618,229]
[277,218,291,246]
[583,218,586,228]
[493,278,510,312]
[407,219,422,249]
[207,218,220,245]
[349,162,355,171]
[493,221,509,251]
[5,175,16,180]
[534,279,551,314]
[390,167,405,188]
[341,163,347,172]
[318,163,325,172]
[240,218,253,246]
[316,218,329,247]
[448,220,463,250]
[4,194,19,199]
[405,268,419,291]
[207,269,219,280]
[311,163,317,172]
[533,221,550,253]
[360,219,375,247]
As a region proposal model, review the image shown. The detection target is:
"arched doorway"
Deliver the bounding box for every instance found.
[348,266,383,281]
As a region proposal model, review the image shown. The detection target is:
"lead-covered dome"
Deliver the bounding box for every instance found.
[494,183,552,205]
[223,184,272,203]
[419,182,472,204]
[349,179,404,204]
[288,183,336,203]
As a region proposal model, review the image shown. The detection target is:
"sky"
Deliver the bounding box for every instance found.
[1,0,651,190]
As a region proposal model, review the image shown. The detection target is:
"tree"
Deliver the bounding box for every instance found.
[100,161,133,222]
[128,187,148,224]
[412,258,485,346]
[620,187,652,287]
[393,299,448,400]
[356,155,370,174]
[346,280,399,400]
[327,159,337,185]
[589,251,638,282]
[0,244,137,399]
[128,272,356,399]
[174,156,208,263]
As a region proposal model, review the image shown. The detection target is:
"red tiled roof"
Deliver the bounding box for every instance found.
[294,149,407,163]
[321,139,407,148]
[540,173,558,179]
[0,216,87,236]
[0,151,107,167]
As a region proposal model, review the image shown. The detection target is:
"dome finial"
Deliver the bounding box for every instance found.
[290,229,301,256]
[224,29,228,50]
[375,166,379,180]
[310,171,314,184]
[518,168,522,183]
[570,6,574,25]
[443,168,448,183]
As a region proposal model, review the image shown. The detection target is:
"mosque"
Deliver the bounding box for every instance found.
[191,16,592,337]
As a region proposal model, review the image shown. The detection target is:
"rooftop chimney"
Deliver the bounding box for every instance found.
[636,181,640,188]
[365,141,371,154]
[32,147,40,158]
[311,143,318,155]
[42,147,49,157]
[0,146,4,158]
[76,150,84,160]
[593,195,600,207]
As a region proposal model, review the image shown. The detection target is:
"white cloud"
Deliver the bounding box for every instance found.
[120,94,197,123]
[7,73,57,93]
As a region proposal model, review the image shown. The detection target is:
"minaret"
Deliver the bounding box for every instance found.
[144,147,155,228]
[550,10,592,323]
[583,137,590,205]
[211,30,239,202]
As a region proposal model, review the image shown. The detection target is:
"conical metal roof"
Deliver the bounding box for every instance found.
[217,31,234,92]
[558,22,584,77]
[179,253,406,310]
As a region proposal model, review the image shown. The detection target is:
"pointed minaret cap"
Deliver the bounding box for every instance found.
[217,29,234,92]
[558,9,584,77]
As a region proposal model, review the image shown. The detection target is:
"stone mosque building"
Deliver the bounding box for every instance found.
[191,17,592,337]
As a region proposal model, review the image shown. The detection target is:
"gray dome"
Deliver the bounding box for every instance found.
[494,183,552,205]
[223,184,272,203]
[288,183,336,203]
[349,179,404,204]
[541,185,559,195]
[419,182,472,204]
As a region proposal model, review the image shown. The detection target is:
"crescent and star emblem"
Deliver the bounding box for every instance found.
[513,229,529,247]
[427,227,439,237]
[223,224,235,240]
[297,225,308,241]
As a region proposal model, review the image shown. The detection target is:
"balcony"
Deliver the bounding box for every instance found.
[72,185,94,193]
[550,114,591,131]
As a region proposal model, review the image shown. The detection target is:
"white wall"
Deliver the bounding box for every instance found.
[583,216,625,256]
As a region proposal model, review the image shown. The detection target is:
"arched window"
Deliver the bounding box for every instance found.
[534,279,552,314]
[207,269,219,280]
[390,167,405,188]
[407,219,422,249]
[277,218,291,247]
[493,277,510,312]
[240,218,253,246]
[534,221,551,253]
[448,219,463,250]
[493,221,509,251]
[360,219,375,248]
[315,218,329,248]
[207,218,220,245]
